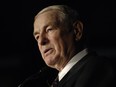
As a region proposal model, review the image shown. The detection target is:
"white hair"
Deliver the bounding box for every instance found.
[35,5,80,26]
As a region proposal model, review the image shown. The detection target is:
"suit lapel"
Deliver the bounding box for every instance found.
[58,52,96,86]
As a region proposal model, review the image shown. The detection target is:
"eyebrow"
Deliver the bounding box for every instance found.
[33,24,50,36]
[33,31,39,37]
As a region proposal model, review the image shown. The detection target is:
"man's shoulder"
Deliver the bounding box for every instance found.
[84,51,115,69]
[58,51,116,87]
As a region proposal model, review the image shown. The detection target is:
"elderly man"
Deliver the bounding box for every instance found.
[19,5,115,87]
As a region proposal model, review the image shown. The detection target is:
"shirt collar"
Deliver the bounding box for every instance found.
[58,48,88,81]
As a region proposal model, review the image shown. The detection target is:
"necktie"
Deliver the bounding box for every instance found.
[51,76,59,87]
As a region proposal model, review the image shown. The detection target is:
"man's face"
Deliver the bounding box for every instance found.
[34,11,76,69]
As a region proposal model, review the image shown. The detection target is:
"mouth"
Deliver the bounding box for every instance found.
[44,48,53,55]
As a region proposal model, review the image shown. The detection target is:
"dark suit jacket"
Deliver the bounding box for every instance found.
[57,52,115,87]
[18,52,115,87]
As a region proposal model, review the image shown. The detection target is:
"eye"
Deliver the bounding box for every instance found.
[35,35,39,41]
[46,26,53,32]
[46,28,52,32]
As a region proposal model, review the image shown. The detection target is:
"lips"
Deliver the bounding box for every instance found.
[43,48,53,55]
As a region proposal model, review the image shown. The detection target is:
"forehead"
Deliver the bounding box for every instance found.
[35,10,59,24]
[34,10,60,29]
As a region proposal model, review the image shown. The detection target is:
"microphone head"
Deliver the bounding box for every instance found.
[18,66,58,87]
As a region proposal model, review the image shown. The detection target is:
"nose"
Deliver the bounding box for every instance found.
[38,33,49,45]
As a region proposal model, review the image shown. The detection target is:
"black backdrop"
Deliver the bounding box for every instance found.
[0,0,116,87]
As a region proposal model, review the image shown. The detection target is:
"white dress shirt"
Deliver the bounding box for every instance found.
[58,48,88,81]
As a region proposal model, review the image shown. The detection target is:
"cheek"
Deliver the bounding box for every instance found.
[52,37,66,56]
[38,44,41,51]
[38,45,43,56]
[55,36,73,56]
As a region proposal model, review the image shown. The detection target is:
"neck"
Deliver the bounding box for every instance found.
[56,46,85,71]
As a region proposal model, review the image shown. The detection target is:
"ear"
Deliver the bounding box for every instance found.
[73,20,83,41]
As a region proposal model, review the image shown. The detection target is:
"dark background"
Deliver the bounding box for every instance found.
[0,0,116,87]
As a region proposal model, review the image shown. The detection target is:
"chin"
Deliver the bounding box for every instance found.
[45,57,57,67]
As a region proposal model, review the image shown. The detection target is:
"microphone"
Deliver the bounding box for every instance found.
[18,67,49,87]
[18,66,58,87]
